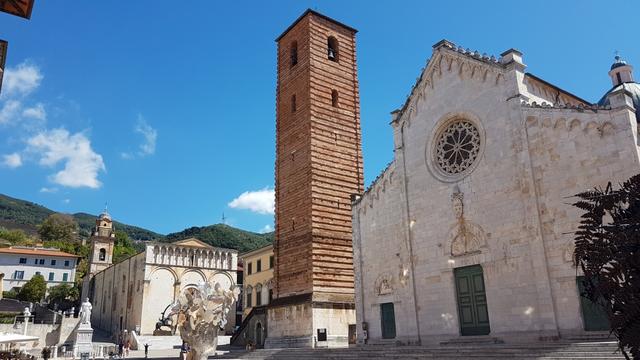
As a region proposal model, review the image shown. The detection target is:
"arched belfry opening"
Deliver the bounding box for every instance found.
[327,36,339,62]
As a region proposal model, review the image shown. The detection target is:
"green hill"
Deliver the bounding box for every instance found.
[164,224,273,253]
[0,194,164,241]
[0,193,273,253]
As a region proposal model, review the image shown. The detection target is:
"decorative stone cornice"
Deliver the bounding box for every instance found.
[393,40,507,127]
[521,100,611,112]
[353,160,396,210]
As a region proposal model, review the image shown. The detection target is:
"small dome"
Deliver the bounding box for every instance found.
[598,82,640,120]
[611,55,628,70]
[98,211,111,221]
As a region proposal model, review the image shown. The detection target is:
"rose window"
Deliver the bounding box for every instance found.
[435,120,481,175]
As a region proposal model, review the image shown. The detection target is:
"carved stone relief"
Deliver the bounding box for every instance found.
[448,190,487,257]
[375,273,394,296]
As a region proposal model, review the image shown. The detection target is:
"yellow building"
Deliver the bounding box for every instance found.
[241,244,273,318]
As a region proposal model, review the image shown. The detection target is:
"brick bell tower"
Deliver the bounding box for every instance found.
[267,9,363,348]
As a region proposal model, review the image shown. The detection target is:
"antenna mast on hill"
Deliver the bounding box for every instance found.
[221,212,226,225]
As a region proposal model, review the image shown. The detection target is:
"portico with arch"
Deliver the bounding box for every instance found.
[88,237,239,336]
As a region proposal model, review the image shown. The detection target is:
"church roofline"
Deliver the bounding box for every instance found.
[392,39,506,122]
[524,73,592,106]
[239,243,273,259]
[352,160,395,206]
[275,9,357,42]
[146,239,239,253]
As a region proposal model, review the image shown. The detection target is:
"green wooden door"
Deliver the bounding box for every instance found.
[577,277,609,331]
[454,265,490,336]
[380,302,396,339]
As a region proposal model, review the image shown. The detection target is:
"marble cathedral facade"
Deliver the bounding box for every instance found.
[352,41,640,344]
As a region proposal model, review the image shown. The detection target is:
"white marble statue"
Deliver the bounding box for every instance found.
[79,298,92,325]
[169,281,239,360]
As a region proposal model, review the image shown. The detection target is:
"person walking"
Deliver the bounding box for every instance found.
[144,343,149,358]
[124,339,130,357]
[180,342,190,360]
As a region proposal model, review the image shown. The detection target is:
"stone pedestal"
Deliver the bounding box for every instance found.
[265,296,355,349]
[73,324,93,358]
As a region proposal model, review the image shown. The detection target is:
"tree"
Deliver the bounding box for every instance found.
[0,227,33,246]
[113,231,137,263]
[47,284,80,311]
[38,214,78,243]
[17,274,47,303]
[573,175,640,359]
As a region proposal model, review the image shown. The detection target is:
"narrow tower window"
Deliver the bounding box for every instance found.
[331,90,339,107]
[291,94,297,113]
[99,248,106,261]
[290,41,298,67]
[327,36,339,62]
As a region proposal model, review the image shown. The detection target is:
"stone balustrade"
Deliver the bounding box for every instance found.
[149,245,234,270]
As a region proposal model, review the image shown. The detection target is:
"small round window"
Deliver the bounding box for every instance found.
[435,120,481,175]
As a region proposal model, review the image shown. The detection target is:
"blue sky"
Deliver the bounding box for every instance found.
[0,1,638,235]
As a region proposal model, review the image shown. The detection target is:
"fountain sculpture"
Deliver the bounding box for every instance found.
[168,281,239,360]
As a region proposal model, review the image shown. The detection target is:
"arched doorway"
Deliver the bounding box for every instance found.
[255,322,263,347]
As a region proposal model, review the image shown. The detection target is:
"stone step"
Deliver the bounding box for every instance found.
[233,342,627,360]
[440,336,505,346]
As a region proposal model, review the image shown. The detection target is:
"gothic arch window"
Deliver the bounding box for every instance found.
[327,36,339,62]
[246,285,253,308]
[290,41,298,67]
[291,94,297,113]
[256,283,263,306]
[99,248,106,261]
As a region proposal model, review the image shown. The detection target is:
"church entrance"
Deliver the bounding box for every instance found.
[255,322,264,347]
[576,277,609,331]
[454,265,490,336]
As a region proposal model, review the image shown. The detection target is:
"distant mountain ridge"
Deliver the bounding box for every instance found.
[0,193,272,252]
[164,224,273,253]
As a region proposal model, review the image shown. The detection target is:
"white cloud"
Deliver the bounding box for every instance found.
[136,116,157,156]
[0,99,21,124]
[22,103,46,120]
[2,62,43,98]
[120,152,134,160]
[39,187,58,193]
[27,128,105,189]
[2,152,22,168]
[259,224,274,233]
[121,115,158,159]
[228,188,275,215]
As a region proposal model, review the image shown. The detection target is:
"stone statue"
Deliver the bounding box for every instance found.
[169,281,239,360]
[79,298,92,325]
[74,298,94,356]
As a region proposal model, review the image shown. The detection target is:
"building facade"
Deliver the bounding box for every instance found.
[241,244,274,318]
[267,9,363,349]
[88,236,238,336]
[352,41,640,345]
[0,247,79,291]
